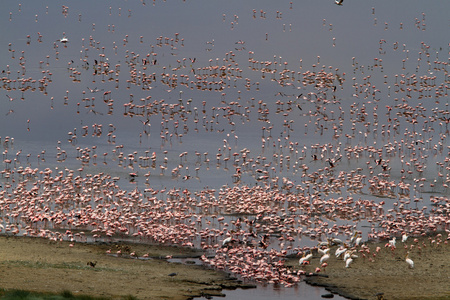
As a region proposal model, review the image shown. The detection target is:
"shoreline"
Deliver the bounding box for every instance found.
[1,234,449,300]
[0,235,255,300]
[286,234,450,300]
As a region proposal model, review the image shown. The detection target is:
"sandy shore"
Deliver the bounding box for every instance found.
[0,236,254,300]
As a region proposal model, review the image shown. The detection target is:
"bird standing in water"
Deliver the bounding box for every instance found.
[57,33,69,44]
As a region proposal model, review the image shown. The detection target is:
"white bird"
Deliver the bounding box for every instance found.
[318,240,330,247]
[389,237,396,248]
[57,33,69,44]
[318,247,330,256]
[345,257,353,268]
[320,253,330,264]
[330,238,343,245]
[350,231,358,244]
[335,0,344,5]
[222,237,234,247]
[402,233,408,243]
[355,235,362,247]
[335,245,347,258]
[343,250,356,262]
[299,253,313,265]
[405,252,414,269]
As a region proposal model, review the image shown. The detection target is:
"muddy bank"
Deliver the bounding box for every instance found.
[286,235,450,300]
[0,236,254,300]
[1,234,449,300]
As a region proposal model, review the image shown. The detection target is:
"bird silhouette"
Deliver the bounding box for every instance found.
[87,261,97,267]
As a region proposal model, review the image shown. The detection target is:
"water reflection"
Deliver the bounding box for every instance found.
[0,1,449,299]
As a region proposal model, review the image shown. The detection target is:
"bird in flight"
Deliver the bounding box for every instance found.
[294,93,304,110]
[87,87,103,93]
[335,0,343,5]
[87,109,103,115]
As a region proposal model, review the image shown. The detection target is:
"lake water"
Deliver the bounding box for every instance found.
[1,1,449,299]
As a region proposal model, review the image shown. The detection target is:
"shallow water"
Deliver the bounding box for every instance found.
[222,284,343,300]
[1,1,449,299]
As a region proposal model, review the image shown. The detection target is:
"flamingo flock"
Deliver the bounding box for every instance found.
[0,0,449,292]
